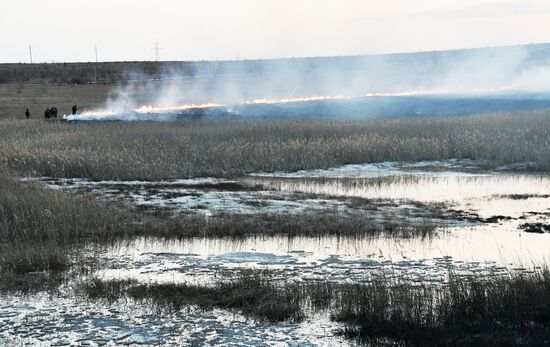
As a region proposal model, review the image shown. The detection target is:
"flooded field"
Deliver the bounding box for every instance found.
[4,160,550,345]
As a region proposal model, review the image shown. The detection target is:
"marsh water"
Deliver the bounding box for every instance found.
[4,160,550,345]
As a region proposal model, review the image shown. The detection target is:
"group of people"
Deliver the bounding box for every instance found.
[24,105,78,119]
[44,107,59,119]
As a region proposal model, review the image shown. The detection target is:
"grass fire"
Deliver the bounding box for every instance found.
[2,3,550,346]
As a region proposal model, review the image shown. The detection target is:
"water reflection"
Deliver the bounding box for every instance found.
[100,224,550,285]
[248,174,550,205]
[108,227,548,265]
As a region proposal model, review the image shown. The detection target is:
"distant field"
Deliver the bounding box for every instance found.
[4,44,549,84]
[0,83,111,119]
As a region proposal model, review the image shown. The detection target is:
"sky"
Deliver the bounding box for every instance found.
[1,0,550,63]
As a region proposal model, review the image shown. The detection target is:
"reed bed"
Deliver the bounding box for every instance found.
[82,271,304,323]
[82,268,550,346]
[0,174,132,244]
[1,110,549,180]
[142,212,438,239]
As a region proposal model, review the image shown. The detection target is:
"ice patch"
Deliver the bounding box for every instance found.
[30,177,229,187]
[215,252,297,264]
[249,159,490,179]
[0,295,346,346]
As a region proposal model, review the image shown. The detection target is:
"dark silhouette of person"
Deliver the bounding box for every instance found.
[72,104,78,115]
[50,107,58,118]
[45,108,50,119]
[25,108,30,119]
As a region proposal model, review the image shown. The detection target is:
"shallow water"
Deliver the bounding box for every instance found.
[25,160,550,275]
[8,159,550,345]
[248,173,550,205]
[97,222,549,287]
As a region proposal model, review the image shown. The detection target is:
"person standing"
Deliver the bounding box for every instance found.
[25,108,30,119]
[72,104,78,115]
[45,108,50,119]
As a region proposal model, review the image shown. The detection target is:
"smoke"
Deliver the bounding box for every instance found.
[65,43,550,121]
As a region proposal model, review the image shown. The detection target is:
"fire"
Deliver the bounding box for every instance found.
[76,86,514,118]
[364,86,512,97]
[134,102,225,114]
[365,91,436,97]
[244,95,349,105]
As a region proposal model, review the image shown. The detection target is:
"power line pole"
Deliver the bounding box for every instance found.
[152,40,162,61]
[29,45,33,64]
[93,45,98,83]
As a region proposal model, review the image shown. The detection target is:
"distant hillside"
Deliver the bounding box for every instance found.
[1,43,549,85]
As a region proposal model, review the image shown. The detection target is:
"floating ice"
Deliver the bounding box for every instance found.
[215,252,297,264]
[249,159,491,178]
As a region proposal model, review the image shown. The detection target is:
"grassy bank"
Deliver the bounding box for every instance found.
[82,269,550,346]
[1,110,550,180]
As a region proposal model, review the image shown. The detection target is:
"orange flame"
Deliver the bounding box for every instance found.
[365,86,512,97]
[134,102,225,114]
[79,86,513,117]
[244,95,349,105]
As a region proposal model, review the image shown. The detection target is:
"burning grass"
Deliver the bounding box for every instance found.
[1,110,550,180]
[81,268,550,346]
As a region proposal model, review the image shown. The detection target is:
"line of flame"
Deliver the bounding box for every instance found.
[79,86,513,117]
[244,95,350,104]
[134,102,225,114]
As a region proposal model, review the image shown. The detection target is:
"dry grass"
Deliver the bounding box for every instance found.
[143,212,438,239]
[0,245,70,293]
[1,110,550,180]
[0,173,133,244]
[82,269,550,346]
[0,172,134,292]
[82,270,304,323]
[0,83,113,119]
[334,270,550,346]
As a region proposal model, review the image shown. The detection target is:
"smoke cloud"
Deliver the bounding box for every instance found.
[65,43,550,121]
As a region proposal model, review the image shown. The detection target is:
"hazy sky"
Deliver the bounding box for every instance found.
[2,0,550,63]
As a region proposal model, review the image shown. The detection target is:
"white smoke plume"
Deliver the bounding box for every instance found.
[65,43,550,121]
